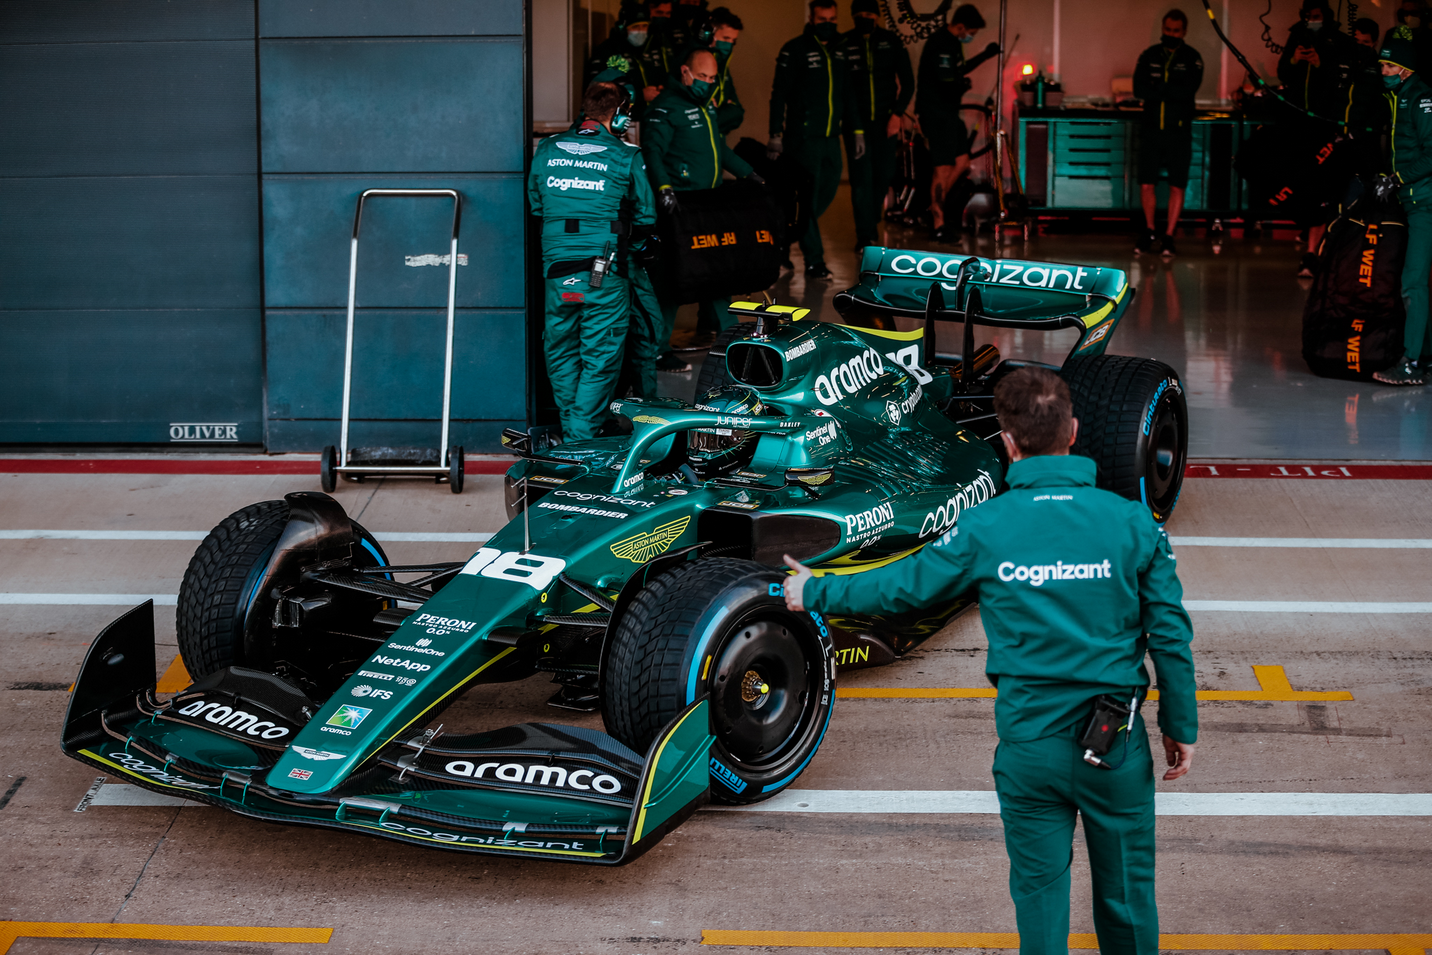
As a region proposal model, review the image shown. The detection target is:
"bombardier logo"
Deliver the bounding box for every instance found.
[785,339,816,360]
[444,760,623,794]
[177,700,291,739]
[998,559,1113,586]
[814,347,888,406]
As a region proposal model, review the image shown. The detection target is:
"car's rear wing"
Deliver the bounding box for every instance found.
[832,246,1133,363]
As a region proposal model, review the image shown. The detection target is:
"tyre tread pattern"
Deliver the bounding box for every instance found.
[1060,354,1181,506]
[692,324,747,397]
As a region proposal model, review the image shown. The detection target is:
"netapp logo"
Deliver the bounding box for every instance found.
[444,760,623,794]
[177,700,290,738]
[370,654,431,673]
[814,347,888,406]
[998,559,1112,586]
[169,423,238,443]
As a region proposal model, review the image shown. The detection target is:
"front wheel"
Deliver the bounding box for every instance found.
[602,559,834,804]
[1061,354,1188,523]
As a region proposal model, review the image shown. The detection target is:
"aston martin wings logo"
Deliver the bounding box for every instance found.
[556,141,609,156]
[609,517,691,563]
[292,746,346,761]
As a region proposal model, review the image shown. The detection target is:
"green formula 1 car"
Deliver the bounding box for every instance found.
[62,248,1187,865]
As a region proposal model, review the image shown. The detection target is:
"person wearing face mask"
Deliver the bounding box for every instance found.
[1395,2,1432,73]
[1132,10,1203,257]
[915,4,1001,241]
[1374,29,1432,385]
[769,0,853,279]
[528,81,657,441]
[1277,3,1353,119]
[841,0,915,251]
[586,3,666,117]
[645,0,682,81]
[704,7,745,135]
[643,48,763,365]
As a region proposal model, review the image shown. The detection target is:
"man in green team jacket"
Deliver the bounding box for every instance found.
[768,0,851,278]
[783,366,1197,955]
[841,0,914,250]
[528,81,657,441]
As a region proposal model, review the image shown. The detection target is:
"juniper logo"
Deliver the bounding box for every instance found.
[997,559,1113,586]
[326,705,372,729]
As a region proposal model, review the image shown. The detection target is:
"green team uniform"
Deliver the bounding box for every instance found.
[711,47,745,134]
[1388,71,1432,364]
[1132,41,1203,188]
[804,454,1197,955]
[916,29,997,165]
[771,26,850,267]
[528,120,657,440]
[643,81,755,337]
[840,24,913,247]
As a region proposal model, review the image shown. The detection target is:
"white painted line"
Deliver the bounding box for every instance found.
[714,790,1432,816]
[1183,600,1432,613]
[1172,537,1432,548]
[0,594,178,606]
[0,529,493,543]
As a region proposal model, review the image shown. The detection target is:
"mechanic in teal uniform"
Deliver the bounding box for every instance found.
[916,4,999,240]
[1132,10,1203,258]
[528,81,657,440]
[643,47,761,366]
[1376,28,1432,385]
[841,0,914,250]
[769,0,851,278]
[782,367,1198,955]
[708,7,746,134]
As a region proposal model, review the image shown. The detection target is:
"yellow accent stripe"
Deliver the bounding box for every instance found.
[345,822,606,857]
[83,751,214,793]
[156,655,191,693]
[379,647,516,748]
[730,302,809,318]
[701,931,1432,950]
[0,923,331,954]
[836,666,1352,702]
[701,655,713,681]
[850,325,924,341]
[810,546,922,577]
[702,106,720,188]
[633,703,705,842]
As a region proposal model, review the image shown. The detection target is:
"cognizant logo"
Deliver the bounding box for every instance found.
[998,560,1112,586]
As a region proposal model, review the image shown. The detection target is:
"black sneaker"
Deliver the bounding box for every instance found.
[1297,253,1317,278]
[1135,228,1156,253]
[804,263,832,279]
[1372,357,1427,386]
[1160,234,1177,258]
[656,351,691,373]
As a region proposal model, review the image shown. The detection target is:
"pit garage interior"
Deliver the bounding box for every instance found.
[1,1,1429,954]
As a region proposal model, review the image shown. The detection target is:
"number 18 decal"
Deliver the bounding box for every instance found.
[459,548,567,591]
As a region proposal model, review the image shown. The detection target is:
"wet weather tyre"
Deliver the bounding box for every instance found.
[603,558,835,805]
[176,500,291,680]
[693,324,745,396]
[1060,354,1188,523]
[320,445,338,493]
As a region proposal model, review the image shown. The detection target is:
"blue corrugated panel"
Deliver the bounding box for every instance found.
[261,176,522,309]
[1,0,255,42]
[258,0,521,38]
[260,38,523,173]
[0,309,263,444]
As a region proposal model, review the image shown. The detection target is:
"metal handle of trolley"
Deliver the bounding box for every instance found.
[323,188,467,493]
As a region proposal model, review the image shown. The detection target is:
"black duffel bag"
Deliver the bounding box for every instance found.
[1302,185,1407,381]
[656,179,782,302]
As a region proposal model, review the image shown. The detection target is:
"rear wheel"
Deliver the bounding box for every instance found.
[693,324,746,396]
[320,445,338,493]
[448,445,465,494]
[603,558,834,804]
[1060,355,1188,523]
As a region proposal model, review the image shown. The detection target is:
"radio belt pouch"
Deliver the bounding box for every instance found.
[657,179,782,302]
[546,257,598,279]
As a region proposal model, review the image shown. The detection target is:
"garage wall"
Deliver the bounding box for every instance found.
[257,0,529,453]
[0,1,263,445]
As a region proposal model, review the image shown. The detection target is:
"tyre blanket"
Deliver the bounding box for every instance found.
[656,179,782,302]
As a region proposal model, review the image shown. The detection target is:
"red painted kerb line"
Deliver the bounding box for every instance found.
[0,459,514,476]
[0,461,1430,479]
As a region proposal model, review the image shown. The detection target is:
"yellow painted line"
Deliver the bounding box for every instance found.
[0,922,331,954]
[701,930,1432,950]
[157,655,191,693]
[837,666,1353,702]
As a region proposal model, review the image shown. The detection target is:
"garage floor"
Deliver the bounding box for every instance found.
[662,187,1432,461]
[2,468,1428,954]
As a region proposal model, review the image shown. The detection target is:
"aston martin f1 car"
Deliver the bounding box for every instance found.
[63,248,1187,865]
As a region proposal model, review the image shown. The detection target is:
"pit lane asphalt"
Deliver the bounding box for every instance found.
[1,469,1429,955]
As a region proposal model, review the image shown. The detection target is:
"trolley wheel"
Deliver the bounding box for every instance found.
[448,445,465,494]
[320,445,338,493]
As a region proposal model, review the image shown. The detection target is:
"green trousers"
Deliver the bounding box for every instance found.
[624,266,663,400]
[791,134,843,266]
[659,298,734,343]
[542,271,630,441]
[992,719,1157,955]
[845,124,898,247]
[1401,205,1432,361]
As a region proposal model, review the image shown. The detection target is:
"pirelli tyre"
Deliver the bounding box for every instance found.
[176,501,390,681]
[693,324,745,396]
[602,558,835,805]
[1060,354,1188,524]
